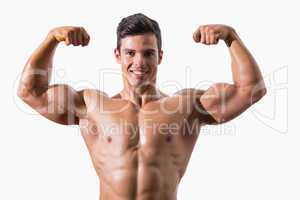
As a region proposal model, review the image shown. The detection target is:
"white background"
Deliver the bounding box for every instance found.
[0,0,298,199]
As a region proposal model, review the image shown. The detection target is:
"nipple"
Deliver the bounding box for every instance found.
[107,136,112,143]
[90,125,99,136]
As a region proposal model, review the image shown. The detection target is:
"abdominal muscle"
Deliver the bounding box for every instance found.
[94,146,182,200]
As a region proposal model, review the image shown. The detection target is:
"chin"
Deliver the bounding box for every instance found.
[130,79,147,87]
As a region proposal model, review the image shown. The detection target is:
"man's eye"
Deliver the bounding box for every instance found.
[144,52,154,57]
[126,51,134,56]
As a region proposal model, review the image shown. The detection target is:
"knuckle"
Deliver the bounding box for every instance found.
[66,30,73,36]
[70,27,77,32]
[66,31,72,37]
[80,27,86,32]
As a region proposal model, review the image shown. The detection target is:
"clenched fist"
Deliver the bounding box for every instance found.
[48,26,90,46]
[193,24,235,45]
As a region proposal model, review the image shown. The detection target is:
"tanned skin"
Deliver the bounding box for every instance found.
[18,24,266,200]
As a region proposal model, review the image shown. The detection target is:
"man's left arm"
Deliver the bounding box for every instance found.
[193,24,267,124]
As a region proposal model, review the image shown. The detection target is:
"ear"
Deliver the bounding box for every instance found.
[158,50,163,65]
[114,48,121,64]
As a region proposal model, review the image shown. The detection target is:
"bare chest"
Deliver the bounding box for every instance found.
[80,97,201,156]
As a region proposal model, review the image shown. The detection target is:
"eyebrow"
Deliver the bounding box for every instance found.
[123,48,156,53]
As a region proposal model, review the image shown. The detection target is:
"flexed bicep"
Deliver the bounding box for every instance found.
[21,84,86,125]
[18,26,90,125]
[192,24,266,124]
[199,83,254,124]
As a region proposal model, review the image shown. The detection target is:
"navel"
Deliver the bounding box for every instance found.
[166,134,172,143]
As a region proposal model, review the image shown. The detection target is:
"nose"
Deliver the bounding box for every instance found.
[133,54,145,69]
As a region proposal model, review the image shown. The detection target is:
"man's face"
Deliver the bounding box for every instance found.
[114,33,163,87]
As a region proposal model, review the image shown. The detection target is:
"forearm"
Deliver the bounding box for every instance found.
[226,30,266,90]
[18,33,59,97]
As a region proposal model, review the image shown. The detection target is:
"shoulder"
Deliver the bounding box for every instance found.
[81,89,108,98]
[79,89,109,109]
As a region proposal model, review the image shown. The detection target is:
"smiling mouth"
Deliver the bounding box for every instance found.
[129,70,148,74]
[128,70,149,80]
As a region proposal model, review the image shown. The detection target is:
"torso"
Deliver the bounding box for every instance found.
[79,90,206,200]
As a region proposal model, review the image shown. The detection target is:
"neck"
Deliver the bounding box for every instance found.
[120,83,162,108]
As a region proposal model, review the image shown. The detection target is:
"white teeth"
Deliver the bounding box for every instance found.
[131,71,147,75]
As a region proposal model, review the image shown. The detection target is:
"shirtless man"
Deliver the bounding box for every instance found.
[17,13,267,200]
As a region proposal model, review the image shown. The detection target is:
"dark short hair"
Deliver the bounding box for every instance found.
[116,13,162,51]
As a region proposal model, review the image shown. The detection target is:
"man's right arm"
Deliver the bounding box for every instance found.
[17,26,90,125]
